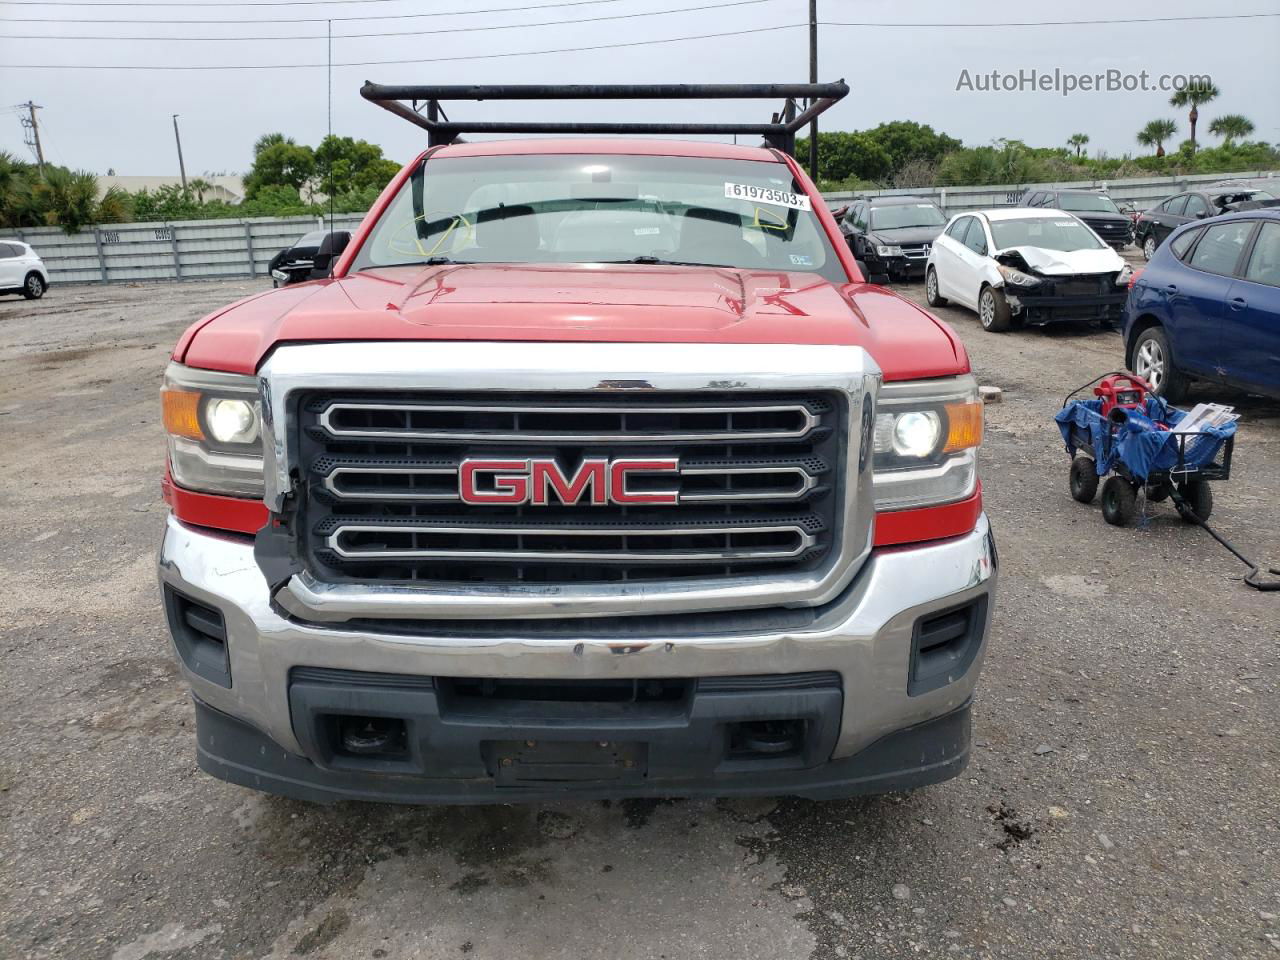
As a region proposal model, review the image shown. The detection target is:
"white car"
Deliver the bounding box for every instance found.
[0,239,49,300]
[925,208,1131,332]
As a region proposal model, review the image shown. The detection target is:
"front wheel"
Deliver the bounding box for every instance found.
[978,285,1012,332]
[1069,457,1099,504]
[1101,476,1138,526]
[22,272,45,300]
[925,266,948,307]
[1132,326,1189,403]
[1142,235,1157,261]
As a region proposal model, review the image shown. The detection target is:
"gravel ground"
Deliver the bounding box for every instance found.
[2,276,1278,960]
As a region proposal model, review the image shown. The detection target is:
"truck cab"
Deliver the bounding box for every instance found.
[158,84,996,804]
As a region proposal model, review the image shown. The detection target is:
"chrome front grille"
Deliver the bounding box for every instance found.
[296,391,845,587]
[318,401,820,442]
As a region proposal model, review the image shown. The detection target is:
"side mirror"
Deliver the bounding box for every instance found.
[310,230,351,279]
[1194,210,1208,219]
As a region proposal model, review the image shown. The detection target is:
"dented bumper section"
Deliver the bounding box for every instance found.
[158,513,996,802]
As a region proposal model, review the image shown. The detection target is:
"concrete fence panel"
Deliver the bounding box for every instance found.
[10,169,1276,286]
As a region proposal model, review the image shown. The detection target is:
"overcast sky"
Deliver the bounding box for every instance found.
[1,0,1277,176]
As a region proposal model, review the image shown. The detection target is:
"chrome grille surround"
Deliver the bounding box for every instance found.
[258,342,881,621]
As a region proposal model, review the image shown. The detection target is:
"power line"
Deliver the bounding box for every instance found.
[0,0,634,24]
[822,12,1280,28]
[6,11,1277,70]
[8,7,1276,30]
[3,0,782,40]
[3,0,444,4]
[4,23,810,68]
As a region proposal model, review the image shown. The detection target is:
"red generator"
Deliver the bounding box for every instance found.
[1093,374,1151,419]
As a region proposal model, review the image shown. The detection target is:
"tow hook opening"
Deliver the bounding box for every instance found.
[332,715,409,759]
[728,719,805,760]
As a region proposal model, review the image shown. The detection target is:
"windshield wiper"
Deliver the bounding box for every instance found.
[609,255,735,268]
[366,257,472,269]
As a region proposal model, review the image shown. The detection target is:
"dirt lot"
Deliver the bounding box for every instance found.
[2,276,1278,960]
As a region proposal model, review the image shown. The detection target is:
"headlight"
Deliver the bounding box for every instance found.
[162,363,264,497]
[997,264,1041,287]
[891,411,941,457]
[875,244,904,257]
[873,376,983,511]
[1115,265,1133,287]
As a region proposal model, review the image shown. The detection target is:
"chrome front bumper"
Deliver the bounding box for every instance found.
[158,513,996,763]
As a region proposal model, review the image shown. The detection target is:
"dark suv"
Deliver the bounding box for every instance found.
[837,195,948,281]
[1135,182,1278,261]
[1020,188,1132,249]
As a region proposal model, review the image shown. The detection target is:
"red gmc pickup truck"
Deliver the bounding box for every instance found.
[157,84,995,804]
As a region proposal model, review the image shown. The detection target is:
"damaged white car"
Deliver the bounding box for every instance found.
[925,208,1131,332]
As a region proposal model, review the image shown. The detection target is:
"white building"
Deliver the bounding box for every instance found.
[96,175,246,204]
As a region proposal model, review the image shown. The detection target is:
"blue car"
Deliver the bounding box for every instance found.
[1123,208,1280,402]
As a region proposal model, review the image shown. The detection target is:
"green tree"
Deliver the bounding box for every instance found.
[1067,133,1090,158]
[244,140,315,198]
[1207,114,1254,146]
[313,135,400,198]
[252,132,294,157]
[34,168,100,233]
[187,177,212,204]
[96,185,132,223]
[1136,119,1177,157]
[861,121,962,172]
[1169,80,1220,153]
[0,151,35,226]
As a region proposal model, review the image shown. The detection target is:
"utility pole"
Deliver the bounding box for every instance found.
[20,102,45,176]
[808,0,819,183]
[172,114,188,192]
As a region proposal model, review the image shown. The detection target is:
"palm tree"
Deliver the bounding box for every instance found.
[1136,119,1177,157]
[1169,81,1220,153]
[252,132,294,157]
[96,186,132,224]
[187,177,212,203]
[36,168,100,233]
[1067,133,1090,159]
[1207,114,1254,146]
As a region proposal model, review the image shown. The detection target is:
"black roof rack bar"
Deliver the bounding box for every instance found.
[360,81,848,156]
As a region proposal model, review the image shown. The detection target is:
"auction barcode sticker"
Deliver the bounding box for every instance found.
[724,182,811,211]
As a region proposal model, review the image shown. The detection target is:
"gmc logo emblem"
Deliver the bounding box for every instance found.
[459,458,680,506]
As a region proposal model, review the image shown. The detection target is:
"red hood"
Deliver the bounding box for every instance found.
[177,263,966,380]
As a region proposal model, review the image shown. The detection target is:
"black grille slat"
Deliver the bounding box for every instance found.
[296,390,844,586]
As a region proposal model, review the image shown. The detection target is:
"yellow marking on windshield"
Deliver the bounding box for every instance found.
[752,206,788,232]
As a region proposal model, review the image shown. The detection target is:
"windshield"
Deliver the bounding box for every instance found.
[1056,194,1120,214]
[869,202,946,230]
[351,154,846,281]
[294,230,327,248]
[989,217,1105,252]
[1216,189,1277,204]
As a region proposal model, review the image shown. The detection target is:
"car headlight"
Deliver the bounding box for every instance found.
[997,264,1041,287]
[1115,265,1133,287]
[873,376,983,511]
[875,244,904,257]
[162,363,264,497]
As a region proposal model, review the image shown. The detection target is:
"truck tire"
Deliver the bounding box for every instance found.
[1131,326,1189,403]
[978,285,1012,332]
[1175,479,1213,523]
[925,266,948,307]
[1101,476,1138,526]
[1069,457,1099,503]
[23,272,45,300]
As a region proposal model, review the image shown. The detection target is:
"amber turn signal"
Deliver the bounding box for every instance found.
[942,401,983,453]
[161,389,204,440]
